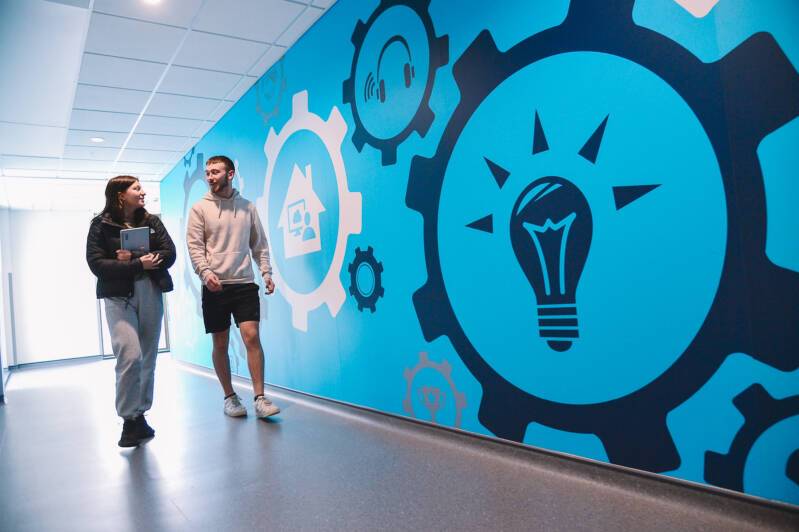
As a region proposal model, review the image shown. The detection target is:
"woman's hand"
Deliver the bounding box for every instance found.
[116,249,132,261]
[140,253,163,270]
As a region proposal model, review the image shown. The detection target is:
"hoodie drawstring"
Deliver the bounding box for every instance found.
[213,192,237,218]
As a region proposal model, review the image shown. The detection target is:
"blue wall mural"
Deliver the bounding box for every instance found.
[160,0,799,505]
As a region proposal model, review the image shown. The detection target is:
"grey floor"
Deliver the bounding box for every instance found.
[0,357,796,532]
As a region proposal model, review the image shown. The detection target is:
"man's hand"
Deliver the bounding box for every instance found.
[140,253,163,270]
[264,277,275,295]
[116,249,132,261]
[205,272,223,292]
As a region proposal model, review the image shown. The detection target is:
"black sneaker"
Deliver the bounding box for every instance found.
[118,419,139,447]
[134,414,155,440]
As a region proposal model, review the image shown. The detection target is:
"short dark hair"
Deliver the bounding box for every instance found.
[206,155,234,173]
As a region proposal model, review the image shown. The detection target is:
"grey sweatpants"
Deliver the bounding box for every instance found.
[104,277,163,420]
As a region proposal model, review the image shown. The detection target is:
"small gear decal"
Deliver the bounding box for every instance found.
[348,246,384,312]
[342,0,449,165]
[705,384,799,501]
[405,2,799,473]
[403,351,467,428]
[255,58,286,127]
[257,91,362,331]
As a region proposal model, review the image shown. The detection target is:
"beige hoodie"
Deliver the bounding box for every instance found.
[186,189,272,285]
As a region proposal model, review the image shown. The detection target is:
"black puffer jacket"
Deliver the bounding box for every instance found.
[86,212,176,298]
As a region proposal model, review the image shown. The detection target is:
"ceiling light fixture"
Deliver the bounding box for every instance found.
[90,137,105,143]
[143,0,162,5]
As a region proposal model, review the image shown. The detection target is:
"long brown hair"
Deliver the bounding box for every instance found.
[102,175,148,224]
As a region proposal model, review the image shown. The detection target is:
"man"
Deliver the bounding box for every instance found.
[186,155,279,418]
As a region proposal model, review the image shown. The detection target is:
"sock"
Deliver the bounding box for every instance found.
[224,392,236,400]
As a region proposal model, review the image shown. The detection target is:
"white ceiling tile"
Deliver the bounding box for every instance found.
[79,54,165,91]
[61,145,180,165]
[64,147,180,166]
[311,0,337,8]
[208,101,235,122]
[194,0,304,43]
[137,115,204,137]
[148,92,221,120]
[159,65,241,99]
[62,145,120,160]
[0,169,59,179]
[247,46,286,78]
[73,84,150,114]
[1,156,62,171]
[92,0,205,28]
[84,13,186,63]
[112,161,168,175]
[43,0,91,8]
[0,123,67,158]
[189,121,214,139]
[118,149,184,164]
[66,130,128,148]
[69,109,138,133]
[175,30,269,74]
[226,76,258,102]
[0,0,88,127]
[57,169,115,179]
[276,6,323,47]
[127,134,196,151]
[60,159,114,172]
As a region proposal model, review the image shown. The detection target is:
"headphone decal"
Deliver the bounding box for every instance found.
[364,35,415,103]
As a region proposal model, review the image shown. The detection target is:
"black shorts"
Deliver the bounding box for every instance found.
[201,283,260,334]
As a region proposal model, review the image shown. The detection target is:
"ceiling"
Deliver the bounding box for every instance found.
[0,0,335,208]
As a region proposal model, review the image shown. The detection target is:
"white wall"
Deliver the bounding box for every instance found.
[9,208,101,363]
[0,178,162,365]
[0,205,10,393]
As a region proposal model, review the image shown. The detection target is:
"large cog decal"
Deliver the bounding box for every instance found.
[348,246,384,312]
[705,384,799,503]
[257,91,362,331]
[403,351,467,428]
[342,0,448,165]
[405,0,799,474]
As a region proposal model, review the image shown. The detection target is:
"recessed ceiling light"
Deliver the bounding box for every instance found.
[90,137,105,143]
[143,0,161,4]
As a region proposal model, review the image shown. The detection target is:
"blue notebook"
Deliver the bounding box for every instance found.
[120,227,150,252]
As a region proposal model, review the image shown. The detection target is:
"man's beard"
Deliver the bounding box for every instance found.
[212,176,230,194]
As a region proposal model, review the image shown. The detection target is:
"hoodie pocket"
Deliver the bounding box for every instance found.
[207,251,250,280]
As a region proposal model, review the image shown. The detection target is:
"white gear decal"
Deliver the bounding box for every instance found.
[257,91,362,331]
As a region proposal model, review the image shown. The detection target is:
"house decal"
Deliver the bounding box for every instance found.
[279,164,325,258]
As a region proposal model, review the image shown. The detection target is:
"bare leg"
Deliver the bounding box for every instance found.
[238,321,264,396]
[211,329,234,396]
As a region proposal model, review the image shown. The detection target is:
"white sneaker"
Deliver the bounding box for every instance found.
[254,395,280,418]
[224,394,247,417]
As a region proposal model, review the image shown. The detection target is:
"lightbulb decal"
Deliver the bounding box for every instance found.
[511,178,592,351]
[465,112,663,351]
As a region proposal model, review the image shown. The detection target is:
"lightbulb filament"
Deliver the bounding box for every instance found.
[523,212,576,296]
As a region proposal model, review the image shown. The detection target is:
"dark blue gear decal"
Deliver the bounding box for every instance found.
[348,246,384,312]
[705,385,799,495]
[342,0,448,165]
[406,0,799,473]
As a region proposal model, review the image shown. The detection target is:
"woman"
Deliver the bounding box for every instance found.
[86,176,176,447]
